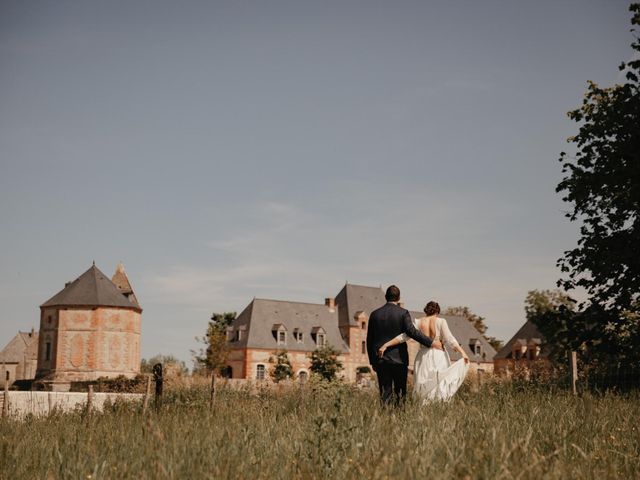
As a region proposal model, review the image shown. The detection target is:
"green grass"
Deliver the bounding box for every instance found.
[1,380,639,479]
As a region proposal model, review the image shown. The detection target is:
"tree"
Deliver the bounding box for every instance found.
[443,306,503,351]
[525,289,576,323]
[141,354,188,375]
[192,311,236,374]
[546,4,640,371]
[524,289,577,358]
[269,350,294,382]
[556,4,640,312]
[308,345,343,381]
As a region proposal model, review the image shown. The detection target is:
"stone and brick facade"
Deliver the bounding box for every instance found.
[35,263,142,389]
[226,284,496,383]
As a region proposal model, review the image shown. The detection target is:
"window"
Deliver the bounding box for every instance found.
[361,341,366,354]
[475,344,482,356]
[317,333,326,347]
[47,315,52,324]
[361,321,366,330]
[256,364,265,380]
[298,371,308,382]
[295,331,304,343]
[45,342,51,361]
[278,331,286,345]
[237,330,243,341]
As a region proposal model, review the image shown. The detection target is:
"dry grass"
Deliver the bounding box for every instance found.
[0,379,638,479]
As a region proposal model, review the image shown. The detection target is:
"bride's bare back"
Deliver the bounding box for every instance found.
[419,315,438,340]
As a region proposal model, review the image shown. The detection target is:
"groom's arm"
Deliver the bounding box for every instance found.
[366,318,378,368]
[400,310,434,348]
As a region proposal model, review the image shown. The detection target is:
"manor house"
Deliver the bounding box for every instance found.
[226,283,496,383]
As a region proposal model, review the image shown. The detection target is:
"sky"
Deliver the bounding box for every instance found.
[0,0,635,364]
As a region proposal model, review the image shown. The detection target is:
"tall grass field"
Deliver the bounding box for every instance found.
[1,381,639,479]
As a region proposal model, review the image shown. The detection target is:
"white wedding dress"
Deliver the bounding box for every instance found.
[397,317,469,403]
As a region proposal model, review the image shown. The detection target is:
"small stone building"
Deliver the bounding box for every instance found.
[226,283,496,382]
[493,320,549,374]
[0,330,39,387]
[36,263,142,389]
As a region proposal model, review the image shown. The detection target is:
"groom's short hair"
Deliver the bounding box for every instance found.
[385,285,401,302]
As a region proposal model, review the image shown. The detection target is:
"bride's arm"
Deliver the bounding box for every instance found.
[441,318,470,364]
[377,334,407,358]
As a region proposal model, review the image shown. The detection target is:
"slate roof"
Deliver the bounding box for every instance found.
[494,320,548,360]
[41,264,142,311]
[229,283,497,362]
[230,298,349,352]
[335,283,386,327]
[0,330,39,364]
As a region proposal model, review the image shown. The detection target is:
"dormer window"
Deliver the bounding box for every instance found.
[527,339,541,360]
[293,328,304,344]
[512,339,527,360]
[469,339,482,356]
[311,326,327,347]
[272,324,287,345]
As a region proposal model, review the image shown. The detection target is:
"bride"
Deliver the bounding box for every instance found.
[378,301,469,402]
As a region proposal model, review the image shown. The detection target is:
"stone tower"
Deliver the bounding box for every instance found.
[36,263,142,389]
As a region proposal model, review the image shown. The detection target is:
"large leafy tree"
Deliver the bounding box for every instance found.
[525,290,575,322]
[192,312,236,374]
[557,4,640,310]
[270,350,294,382]
[524,290,577,357]
[309,345,343,381]
[548,4,640,370]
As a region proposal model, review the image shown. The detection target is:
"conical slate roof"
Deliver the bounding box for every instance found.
[40,264,142,311]
[111,262,140,308]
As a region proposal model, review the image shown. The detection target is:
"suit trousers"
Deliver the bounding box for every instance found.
[375,363,408,406]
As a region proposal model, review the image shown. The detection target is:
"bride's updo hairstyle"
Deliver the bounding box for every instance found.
[424,301,441,316]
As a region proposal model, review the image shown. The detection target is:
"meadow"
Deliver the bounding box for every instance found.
[1,379,639,479]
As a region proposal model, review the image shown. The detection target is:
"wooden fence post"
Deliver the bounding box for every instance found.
[2,370,8,418]
[153,363,163,412]
[209,372,216,410]
[143,374,152,414]
[86,384,94,418]
[570,351,578,395]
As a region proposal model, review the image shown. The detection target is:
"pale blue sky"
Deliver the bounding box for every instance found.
[0,1,634,363]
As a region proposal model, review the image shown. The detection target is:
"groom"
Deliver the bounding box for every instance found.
[366,285,442,406]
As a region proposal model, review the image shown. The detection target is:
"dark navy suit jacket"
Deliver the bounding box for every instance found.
[366,302,433,368]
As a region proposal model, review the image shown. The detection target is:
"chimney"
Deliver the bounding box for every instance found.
[325,298,336,311]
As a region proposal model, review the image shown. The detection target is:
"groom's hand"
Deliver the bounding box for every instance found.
[431,340,443,350]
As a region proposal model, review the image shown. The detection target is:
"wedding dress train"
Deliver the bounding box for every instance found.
[400,317,469,402]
